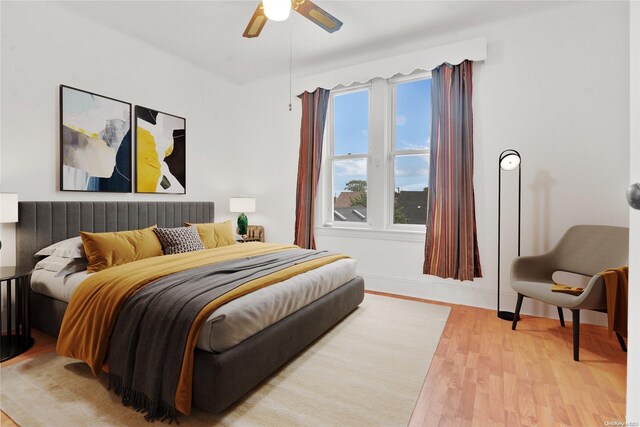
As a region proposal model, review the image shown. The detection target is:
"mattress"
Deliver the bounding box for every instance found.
[31,270,90,303]
[30,258,357,352]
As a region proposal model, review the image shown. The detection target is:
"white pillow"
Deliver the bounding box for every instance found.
[35,255,87,277]
[35,236,85,259]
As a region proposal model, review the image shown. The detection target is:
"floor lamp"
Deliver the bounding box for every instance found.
[497,149,521,321]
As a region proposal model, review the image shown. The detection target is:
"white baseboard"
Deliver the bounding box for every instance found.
[359,272,608,327]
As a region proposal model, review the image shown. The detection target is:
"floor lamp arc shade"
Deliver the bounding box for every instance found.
[230,197,256,235]
[497,150,521,321]
[0,193,19,251]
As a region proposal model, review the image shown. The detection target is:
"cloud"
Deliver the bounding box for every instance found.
[395,167,428,177]
[396,137,430,151]
[335,159,367,176]
[396,114,407,126]
[399,142,430,151]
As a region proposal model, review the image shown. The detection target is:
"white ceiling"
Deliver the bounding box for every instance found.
[54,1,569,85]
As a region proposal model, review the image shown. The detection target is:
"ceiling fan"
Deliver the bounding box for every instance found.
[243,0,343,38]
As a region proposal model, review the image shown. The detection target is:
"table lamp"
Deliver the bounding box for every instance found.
[230,197,256,235]
[0,193,19,250]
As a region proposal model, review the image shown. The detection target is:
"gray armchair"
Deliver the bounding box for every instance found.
[510,225,629,361]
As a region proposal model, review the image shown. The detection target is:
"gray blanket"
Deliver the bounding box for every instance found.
[108,248,332,421]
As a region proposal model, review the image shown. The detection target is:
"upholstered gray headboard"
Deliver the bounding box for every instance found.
[17,201,215,268]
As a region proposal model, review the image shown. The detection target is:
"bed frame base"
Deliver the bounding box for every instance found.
[31,292,67,338]
[193,276,364,413]
[31,277,365,414]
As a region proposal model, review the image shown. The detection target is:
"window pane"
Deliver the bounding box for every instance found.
[395,79,431,151]
[334,90,369,156]
[333,158,367,223]
[393,155,428,225]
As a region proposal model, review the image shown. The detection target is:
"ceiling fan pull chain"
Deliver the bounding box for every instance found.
[289,15,293,112]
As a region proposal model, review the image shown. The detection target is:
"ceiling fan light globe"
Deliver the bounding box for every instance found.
[500,154,521,171]
[263,0,291,21]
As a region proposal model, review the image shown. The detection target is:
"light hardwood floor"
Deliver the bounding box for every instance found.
[0,292,627,426]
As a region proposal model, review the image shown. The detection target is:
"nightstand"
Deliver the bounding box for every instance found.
[237,237,263,243]
[1,266,34,362]
[236,225,265,243]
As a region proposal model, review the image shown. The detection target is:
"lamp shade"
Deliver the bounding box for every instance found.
[499,149,521,171]
[0,193,18,223]
[263,0,291,21]
[230,197,256,213]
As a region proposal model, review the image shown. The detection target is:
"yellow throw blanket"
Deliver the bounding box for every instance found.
[600,266,628,338]
[57,243,348,414]
[551,283,584,296]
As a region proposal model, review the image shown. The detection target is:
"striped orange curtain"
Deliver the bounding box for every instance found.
[424,61,482,281]
[294,88,330,249]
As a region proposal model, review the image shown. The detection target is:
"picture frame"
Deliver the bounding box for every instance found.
[135,105,186,194]
[59,85,132,193]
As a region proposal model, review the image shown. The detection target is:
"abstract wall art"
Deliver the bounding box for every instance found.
[135,106,186,194]
[60,85,132,192]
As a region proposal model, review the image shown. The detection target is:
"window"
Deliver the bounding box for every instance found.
[328,87,369,224]
[390,78,431,225]
[320,73,431,231]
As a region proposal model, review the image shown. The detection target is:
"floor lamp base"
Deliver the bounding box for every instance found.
[498,311,519,321]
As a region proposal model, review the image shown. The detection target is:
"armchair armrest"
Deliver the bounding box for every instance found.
[575,273,607,310]
[511,253,556,284]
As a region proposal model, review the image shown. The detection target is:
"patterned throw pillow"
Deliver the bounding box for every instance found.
[153,226,206,255]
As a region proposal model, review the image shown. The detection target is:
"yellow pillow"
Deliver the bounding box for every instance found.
[80,226,163,273]
[185,221,235,249]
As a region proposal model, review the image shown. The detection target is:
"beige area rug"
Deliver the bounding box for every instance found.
[0,294,449,426]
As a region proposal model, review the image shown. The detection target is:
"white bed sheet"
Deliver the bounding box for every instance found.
[30,258,357,353]
[31,269,90,303]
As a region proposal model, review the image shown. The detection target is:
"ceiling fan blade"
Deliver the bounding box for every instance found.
[293,0,343,33]
[243,2,268,38]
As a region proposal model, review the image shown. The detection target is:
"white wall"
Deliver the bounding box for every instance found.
[626,1,639,421]
[0,1,244,266]
[234,2,630,324]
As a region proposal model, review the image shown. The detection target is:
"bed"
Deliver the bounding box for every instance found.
[17,201,365,415]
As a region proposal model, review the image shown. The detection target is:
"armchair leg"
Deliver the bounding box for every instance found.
[512,294,524,331]
[557,307,565,327]
[571,309,580,361]
[615,332,627,352]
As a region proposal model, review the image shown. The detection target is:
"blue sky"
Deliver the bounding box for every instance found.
[333,79,431,196]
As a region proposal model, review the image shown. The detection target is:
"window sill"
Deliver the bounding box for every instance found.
[314,225,426,243]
